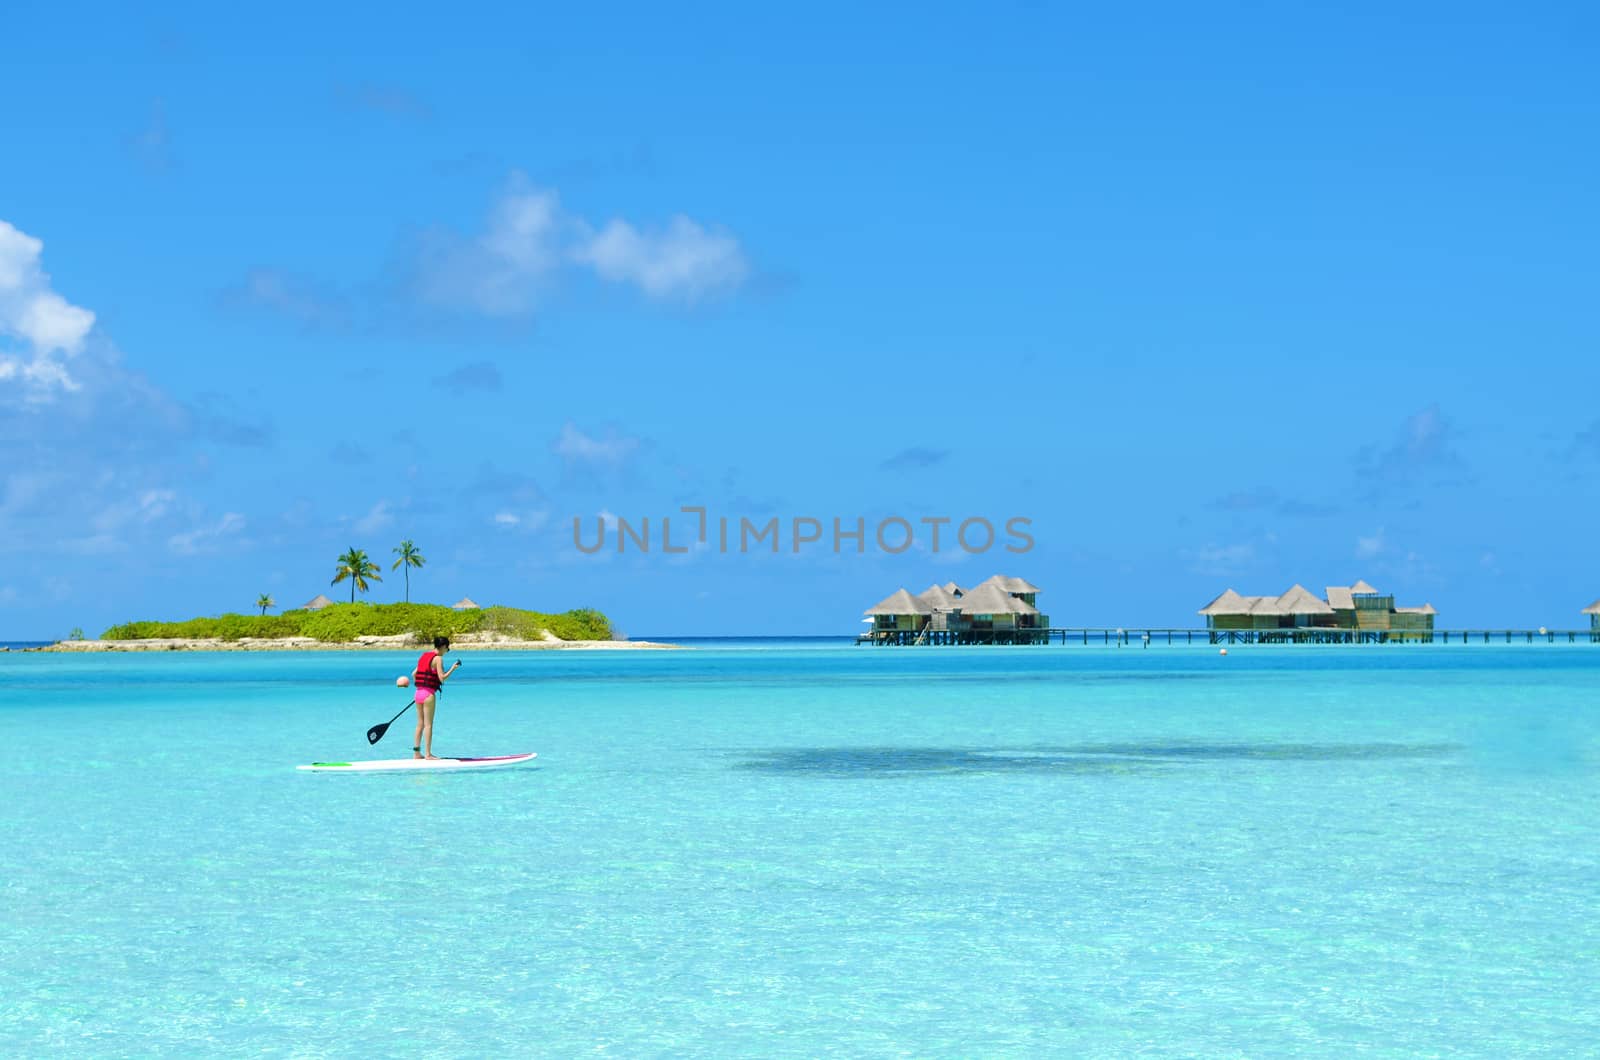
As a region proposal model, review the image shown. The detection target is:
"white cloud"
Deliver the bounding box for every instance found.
[575,215,748,302]
[17,291,94,352]
[0,219,96,398]
[168,512,245,555]
[412,178,748,316]
[139,489,176,519]
[556,422,639,466]
[90,487,178,535]
[414,184,565,316]
[1356,529,1386,559]
[352,501,394,534]
[0,223,39,289]
[492,510,549,532]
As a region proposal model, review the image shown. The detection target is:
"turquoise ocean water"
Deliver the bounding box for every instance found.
[3,643,1598,1056]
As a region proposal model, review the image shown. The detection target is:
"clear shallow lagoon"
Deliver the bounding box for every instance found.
[3,644,1598,1056]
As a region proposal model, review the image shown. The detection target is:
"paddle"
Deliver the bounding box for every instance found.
[366,701,412,746]
[366,658,461,745]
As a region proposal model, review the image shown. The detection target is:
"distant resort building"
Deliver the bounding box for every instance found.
[301,594,334,611]
[862,574,1049,644]
[452,597,480,610]
[855,578,1600,648]
[1200,580,1436,640]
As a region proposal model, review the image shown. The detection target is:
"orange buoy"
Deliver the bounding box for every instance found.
[396,675,410,688]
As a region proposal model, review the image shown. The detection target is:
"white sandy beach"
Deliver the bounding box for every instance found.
[35,631,680,652]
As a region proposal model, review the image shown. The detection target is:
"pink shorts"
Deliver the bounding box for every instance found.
[414,687,436,705]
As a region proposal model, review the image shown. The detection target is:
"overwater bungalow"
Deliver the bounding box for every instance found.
[955,580,1040,634]
[863,589,931,634]
[1200,580,1435,638]
[1585,600,1600,632]
[862,574,1050,644]
[1198,584,1333,630]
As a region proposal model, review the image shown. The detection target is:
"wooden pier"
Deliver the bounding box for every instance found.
[855,627,1600,646]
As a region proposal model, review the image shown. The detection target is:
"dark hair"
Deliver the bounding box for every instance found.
[433,636,450,651]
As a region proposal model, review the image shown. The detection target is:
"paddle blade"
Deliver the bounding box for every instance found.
[367,700,413,745]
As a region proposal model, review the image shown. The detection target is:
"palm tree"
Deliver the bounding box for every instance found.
[331,546,383,602]
[257,594,275,615]
[391,539,426,603]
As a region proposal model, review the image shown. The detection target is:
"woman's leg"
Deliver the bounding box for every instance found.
[421,695,438,758]
[413,693,432,758]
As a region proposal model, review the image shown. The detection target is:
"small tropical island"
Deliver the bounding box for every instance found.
[36,541,675,652]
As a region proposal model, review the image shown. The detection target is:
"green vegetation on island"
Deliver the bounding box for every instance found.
[101,602,612,643]
[94,540,610,644]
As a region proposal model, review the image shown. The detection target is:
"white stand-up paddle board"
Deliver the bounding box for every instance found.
[297,753,536,773]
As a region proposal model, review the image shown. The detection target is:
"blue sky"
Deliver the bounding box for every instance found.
[2,1,1597,637]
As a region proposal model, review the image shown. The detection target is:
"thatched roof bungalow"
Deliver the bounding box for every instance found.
[865,588,930,615]
[1584,600,1600,631]
[864,588,930,632]
[301,594,334,611]
[971,573,1041,609]
[1199,588,1251,616]
[1277,584,1335,618]
[1199,584,1333,630]
[863,574,1050,638]
[954,581,1041,631]
[1203,580,1435,632]
[955,584,1036,615]
[452,597,480,610]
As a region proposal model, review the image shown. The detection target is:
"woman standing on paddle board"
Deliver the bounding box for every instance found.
[412,636,461,759]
